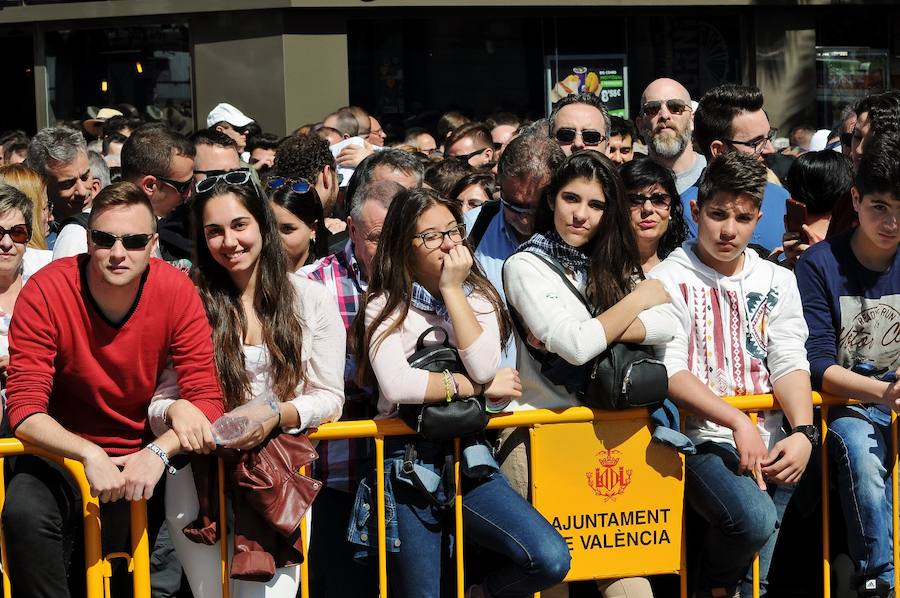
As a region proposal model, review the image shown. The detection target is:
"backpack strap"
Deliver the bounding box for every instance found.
[502,250,593,368]
[467,201,501,250]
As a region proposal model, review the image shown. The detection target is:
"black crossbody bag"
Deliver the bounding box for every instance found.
[397,326,490,509]
[397,327,489,441]
[507,252,667,410]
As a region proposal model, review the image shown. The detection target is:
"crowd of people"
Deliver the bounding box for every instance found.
[0,76,896,598]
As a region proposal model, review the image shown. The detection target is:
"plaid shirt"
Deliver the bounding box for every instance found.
[300,241,373,492]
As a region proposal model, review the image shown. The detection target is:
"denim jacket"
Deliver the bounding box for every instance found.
[347,436,498,560]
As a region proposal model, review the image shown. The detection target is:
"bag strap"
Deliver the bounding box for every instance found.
[402,443,456,510]
[415,326,450,352]
[467,201,501,251]
[527,252,593,313]
[502,250,593,368]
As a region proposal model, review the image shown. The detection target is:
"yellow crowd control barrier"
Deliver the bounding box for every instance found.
[0,391,895,598]
[0,439,150,598]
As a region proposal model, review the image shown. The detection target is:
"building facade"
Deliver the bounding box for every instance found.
[0,0,896,137]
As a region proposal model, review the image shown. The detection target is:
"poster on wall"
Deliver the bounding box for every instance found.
[545,54,629,119]
[815,47,888,127]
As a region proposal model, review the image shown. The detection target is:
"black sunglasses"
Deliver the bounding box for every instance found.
[195,170,254,195]
[90,229,154,250]
[627,192,672,210]
[641,99,692,118]
[156,175,193,197]
[267,177,313,194]
[451,147,490,162]
[0,224,30,244]
[554,128,607,146]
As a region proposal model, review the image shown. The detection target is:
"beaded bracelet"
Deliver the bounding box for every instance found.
[441,369,454,403]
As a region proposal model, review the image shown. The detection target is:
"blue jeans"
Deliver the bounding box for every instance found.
[686,442,780,593]
[386,439,571,598]
[828,405,894,587]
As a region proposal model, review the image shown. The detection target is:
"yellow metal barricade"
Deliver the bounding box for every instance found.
[0,390,896,598]
[0,438,150,598]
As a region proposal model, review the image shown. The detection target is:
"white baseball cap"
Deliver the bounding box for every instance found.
[206,103,253,129]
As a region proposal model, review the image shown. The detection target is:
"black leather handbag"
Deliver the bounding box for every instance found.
[507,252,668,410]
[582,342,668,410]
[398,326,489,441]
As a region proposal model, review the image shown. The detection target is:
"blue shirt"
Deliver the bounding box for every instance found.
[795,230,900,390]
[680,182,789,251]
[463,205,520,368]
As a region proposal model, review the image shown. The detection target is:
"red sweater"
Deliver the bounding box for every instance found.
[6,256,224,455]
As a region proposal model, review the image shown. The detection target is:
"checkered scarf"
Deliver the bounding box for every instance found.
[516,231,591,275]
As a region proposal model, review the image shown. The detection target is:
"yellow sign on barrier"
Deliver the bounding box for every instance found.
[530,418,685,581]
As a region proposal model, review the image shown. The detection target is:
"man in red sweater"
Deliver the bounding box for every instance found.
[2,181,224,597]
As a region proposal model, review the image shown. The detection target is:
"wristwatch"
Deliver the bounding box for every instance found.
[792,425,820,447]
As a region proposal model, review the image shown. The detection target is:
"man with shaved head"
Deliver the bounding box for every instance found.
[637,77,707,193]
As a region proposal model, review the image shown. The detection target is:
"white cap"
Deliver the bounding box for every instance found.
[808,129,832,152]
[206,103,253,129]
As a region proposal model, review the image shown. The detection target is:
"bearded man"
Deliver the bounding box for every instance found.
[637,78,706,193]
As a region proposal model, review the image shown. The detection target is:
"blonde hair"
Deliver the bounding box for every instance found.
[0,164,48,249]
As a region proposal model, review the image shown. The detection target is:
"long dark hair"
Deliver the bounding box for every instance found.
[353,187,512,387]
[266,183,329,263]
[191,181,306,411]
[619,158,689,259]
[533,150,641,311]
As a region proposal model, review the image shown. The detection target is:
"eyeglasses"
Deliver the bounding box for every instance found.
[156,175,194,197]
[414,223,466,249]
[267,177,313,194]
[90,229,154,250]
[724,128,778,155]
[500,196,537,216]
[194,169,254,195]
[451,147,490,163]
[0,224,30,244]
[641,99,692,118]
[553,128,607,147]
[627,192,672,210]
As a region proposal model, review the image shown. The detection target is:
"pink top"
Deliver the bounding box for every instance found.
[364,292,502,418]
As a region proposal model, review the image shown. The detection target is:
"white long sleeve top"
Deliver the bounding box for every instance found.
[149,275,346,436]
[502,251,675,411]
[364,291,502,418]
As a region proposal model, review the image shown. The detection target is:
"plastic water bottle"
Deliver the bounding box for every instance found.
[211,415,251,446]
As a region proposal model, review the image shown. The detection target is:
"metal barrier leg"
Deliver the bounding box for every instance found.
[749,412,761,598]
[454,438,464,598]
[0,457,10,598]
[375,436,388,598]
[130,499,151,598]
[218,457,231,598]
[299,464,311,598]
[821,406,831,598]
[892,413,899,592]
[62,457,105,598]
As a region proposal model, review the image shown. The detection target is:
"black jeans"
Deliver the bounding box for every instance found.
[1,455,165,598]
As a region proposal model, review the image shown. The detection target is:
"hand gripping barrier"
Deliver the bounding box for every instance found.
[0,438,150,598]
[0,391,894,598]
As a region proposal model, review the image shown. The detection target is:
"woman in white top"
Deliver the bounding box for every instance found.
[502,151,673,598]
[353,187,570,598]
[0,183,36,381]
[152,172,345,598]
[0,164,53,277]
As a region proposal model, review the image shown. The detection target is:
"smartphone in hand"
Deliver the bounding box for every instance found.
[786,199,808,243]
